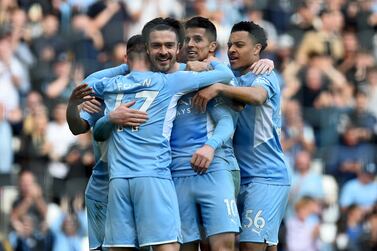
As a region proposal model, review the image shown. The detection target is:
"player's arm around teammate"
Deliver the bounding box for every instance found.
[193,21,290,251]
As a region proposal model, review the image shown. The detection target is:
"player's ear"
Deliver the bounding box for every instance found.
[209,41,217,54]
[253,43,262,56]
[124,54,128,64]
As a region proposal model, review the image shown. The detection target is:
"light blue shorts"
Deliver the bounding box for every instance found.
[238,182,289,245]
[103,177,182,248]
[173,170,241,243]
[85,197,108,251]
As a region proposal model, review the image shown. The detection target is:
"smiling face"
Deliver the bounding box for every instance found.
[146,30,179,73]
[227,31,261,74]
[184,27,216,61]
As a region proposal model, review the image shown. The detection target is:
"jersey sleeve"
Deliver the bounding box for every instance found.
[205,98,238,149]
[168,61,233,94]
[93,114,114,142]
[253,73,277,99]
[83,64,128,83]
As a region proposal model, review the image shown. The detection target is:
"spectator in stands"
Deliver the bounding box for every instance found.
[9,170,53,251]
[30,14,66,92]
[327,125,376,187]
[43,53,82,109]
[69,13,103,76]
[281,100,316,169]
[0,24,23,114]
[359,204,377,251]
[287,0,317,47]
[296,8,344,65]
[0,102,13,174]
[46,103,77,200]
[339,88,377,144]
[50,194,87,251]
[87,0,130,57]
[286,196,321,251]
[64,132,94,197]
[366,66,377,119]
[339,162,377,211]
[17,106,51,190]
[287,150,324,217]
[336,204,365,251]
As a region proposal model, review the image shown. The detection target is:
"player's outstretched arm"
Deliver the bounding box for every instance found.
[67,84,95,135]
[191,58,274,112]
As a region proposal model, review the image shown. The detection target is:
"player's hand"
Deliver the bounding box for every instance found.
[250,58,274,75]
[109,101,148,127]
[69,83,95,106]
[191,145,215,175]
[186,61,210,72]
[192,84,221,113]
[81,98,102,113]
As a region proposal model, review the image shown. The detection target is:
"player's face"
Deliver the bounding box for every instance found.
[184,27,215,61]
[147,30,179,73]
[227,31,260,74]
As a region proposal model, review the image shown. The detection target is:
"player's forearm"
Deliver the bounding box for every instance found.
[93,115,114,142]
[206,117,234,149]
[217,84,267,105]
[66,103,90,135]
[206,106,236,149]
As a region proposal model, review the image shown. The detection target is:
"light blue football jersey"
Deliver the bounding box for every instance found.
[233,71,290,185]
[170,92,239,177]
[89,62,233,180]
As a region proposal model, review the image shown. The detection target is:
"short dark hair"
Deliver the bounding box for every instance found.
[184,16,217,42]
[126,34,147,61]
[231,21,267,52]
[142,17,184,46]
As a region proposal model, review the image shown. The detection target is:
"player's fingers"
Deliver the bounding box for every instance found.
[254,63,264,75]
[75,83,89,91]
[124,122,141,127]
[91,98,102,107]
[249,62,257,73]
[127,117,147,124]
[84,102,102,113]
[192,94,200,110]
[82,96,95,102]
[82,105,98,114]
[128,109,148,116]
[199,97,207,113]
[124,100,136,107]
[191,154,197,165]
[258,64,269,75]
[201,99,208,113]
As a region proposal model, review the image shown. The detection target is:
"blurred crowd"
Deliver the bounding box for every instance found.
[0,0,377,250]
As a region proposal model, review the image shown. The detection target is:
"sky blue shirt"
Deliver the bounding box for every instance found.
[233,71,290,185]
[170,86,239,177]
[88,62,233,179]
[339,178,377,209]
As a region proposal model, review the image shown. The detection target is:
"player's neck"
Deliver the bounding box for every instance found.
[240,57,260,76]
[129,60,150,72]
[167,62,180,73]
